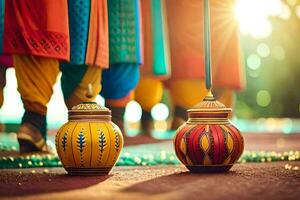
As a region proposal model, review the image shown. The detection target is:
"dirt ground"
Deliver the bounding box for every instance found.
[0,133,299,200]
[0,162,299,200]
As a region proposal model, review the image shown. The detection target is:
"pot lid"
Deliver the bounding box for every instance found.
[187,91,232,114]
[68,102,111,121]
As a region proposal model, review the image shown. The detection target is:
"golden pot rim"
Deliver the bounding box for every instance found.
[187,108,232,113]
[68,102,111,120]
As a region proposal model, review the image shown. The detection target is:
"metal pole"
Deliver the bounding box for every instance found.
[204,0,212,90]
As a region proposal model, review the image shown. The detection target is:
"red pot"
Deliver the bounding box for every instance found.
[174,92,244,173]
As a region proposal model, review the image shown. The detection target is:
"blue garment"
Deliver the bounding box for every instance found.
[101,63,140,99]
[0,0,4,54]
[62,0,90,66]
[60,0,90,100]
[101,0,141,100]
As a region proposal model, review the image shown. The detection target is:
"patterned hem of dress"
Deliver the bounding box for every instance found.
[3,28,70,61]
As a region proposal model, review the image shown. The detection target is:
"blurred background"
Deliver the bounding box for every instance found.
[0,0,299,136]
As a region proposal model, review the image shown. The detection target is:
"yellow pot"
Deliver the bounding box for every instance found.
[55,102,123,175]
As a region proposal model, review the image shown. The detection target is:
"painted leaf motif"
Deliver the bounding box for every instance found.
[62,132,68,152]
[99,131,107,153]
[112,127,120,151]
[115,132,120,151]
[77,131,86,153]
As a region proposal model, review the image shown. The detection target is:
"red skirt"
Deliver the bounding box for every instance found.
[3,0,70,61]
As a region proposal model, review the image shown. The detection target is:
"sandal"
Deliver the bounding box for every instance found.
[17,123,49,153]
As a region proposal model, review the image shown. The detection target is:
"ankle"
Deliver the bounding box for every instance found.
[22,111,47,140]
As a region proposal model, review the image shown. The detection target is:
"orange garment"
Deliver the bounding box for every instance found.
[105,92,134,108]
[14,55,102,114]
[65,66,102,109]
[13,55,60,115]
[86,0,109,68]
[3,0,69,60]
[166,0,245,90]
[135,78,164,112]
[140,0,154,77]
[167,80,234,109]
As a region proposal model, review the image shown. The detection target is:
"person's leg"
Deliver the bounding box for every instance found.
[214,88,235,119]
[61,65,102,110]
[0,65,6,108]
[134,78,164,135]
[101,63,139,135]
[214,89,234,108]
[105,93,133,135]
[14,55,59,153]
[168,79,207,130]
[0,65,6,132]
[168,79,235,130]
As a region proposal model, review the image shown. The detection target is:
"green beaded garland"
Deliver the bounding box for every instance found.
[0,141,299,169]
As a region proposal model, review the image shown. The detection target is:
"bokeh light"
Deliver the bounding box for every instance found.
[247,54,261,70]
[279,4,291,20]
[257,43,271,58]
[256,118,267,132]
[0,69,69,128]
[282,118,293,134]
[153,121,168,132]
[124,101,142,123]
[95,95,105,106]
[151,103,169,121]
[295,5,300,19]
[256,90,272,107]
[287,0,297,6]
[47,74,68,127]
[272,46,286,61]
[248,69,260,78]
[0,68,23,123]
[266,118,277,132]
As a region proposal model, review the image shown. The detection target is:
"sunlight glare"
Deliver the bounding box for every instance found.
[235,0,286,39]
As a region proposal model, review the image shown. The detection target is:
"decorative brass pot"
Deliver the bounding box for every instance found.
[174,92,244,173]
[55,102,123,175]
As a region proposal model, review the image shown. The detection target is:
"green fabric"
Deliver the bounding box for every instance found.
[151,0,169,76]
[108,0,142,64]
[60,65,88,100]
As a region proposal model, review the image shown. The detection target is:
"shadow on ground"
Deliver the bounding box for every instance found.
[123,171,237,195]
[121,163,300,200]
[0,170,110,197]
